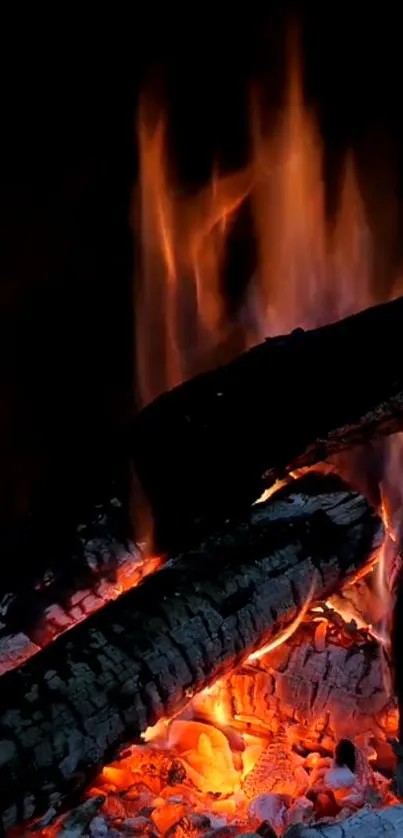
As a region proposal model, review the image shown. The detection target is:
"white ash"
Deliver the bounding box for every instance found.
[285,797,315,829]
[249,793,288,832]
[283,803,403,836]
[324,765,356,790]
[89,815,108,836]
[0,632,40,675]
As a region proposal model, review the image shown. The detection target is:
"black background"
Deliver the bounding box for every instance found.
[0,5,402,535]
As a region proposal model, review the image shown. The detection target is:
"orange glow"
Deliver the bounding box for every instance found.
[136,109,183,406]
[14,549,165,663]
[135,96,252,408]
[249,59,373,341]
[134,36,379,412]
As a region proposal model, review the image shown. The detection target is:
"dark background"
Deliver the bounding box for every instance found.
[0,5,402,537]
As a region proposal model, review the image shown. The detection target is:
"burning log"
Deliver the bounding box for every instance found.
[131,294,403,551]
[0,493,142,675]
[0,473,381,832]
[0,549,162,677]
[284,804,403,837]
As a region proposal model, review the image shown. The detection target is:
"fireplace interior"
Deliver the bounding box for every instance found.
[3,9,403,838]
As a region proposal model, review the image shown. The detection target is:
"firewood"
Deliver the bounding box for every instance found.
[283,804,403,837]
[0,493,137,672]
[131,295,403,551]
[0,549,157,677]
[0,473,381,833]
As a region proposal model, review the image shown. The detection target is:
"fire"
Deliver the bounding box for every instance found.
[133,36,402,643]
[135,95,251,408]
[133,35,402,639]
[247,574,317,661]
[69,608,396,836]
[7,31,403,838]
[135,38,376,410]
[116,41,403,835]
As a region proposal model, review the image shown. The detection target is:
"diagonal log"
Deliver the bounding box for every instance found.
[0,473,381,833]
[131,295,403,551]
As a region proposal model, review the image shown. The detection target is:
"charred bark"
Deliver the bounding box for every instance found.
[0,492,135,669]
[0,453,132,602]
[0,473,381,832]
[131,295,403,551]
[0,550,157,677]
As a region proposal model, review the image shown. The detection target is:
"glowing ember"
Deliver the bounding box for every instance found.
[0,549,164,675]
[13,601,396,837]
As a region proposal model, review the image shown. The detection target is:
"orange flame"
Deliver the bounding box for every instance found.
[135,41,377,410]
[247,574,317,661]
[135,97,252,408]
[7,39,403,838]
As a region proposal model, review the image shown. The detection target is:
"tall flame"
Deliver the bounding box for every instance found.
[135,41,400,626]
[135,45,375,406]
[135,98,251,408]
[250,59,373,337]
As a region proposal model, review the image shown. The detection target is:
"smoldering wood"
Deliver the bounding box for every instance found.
[131,294,403,551]
[194,615,395,746]
[0,455,133,597]
[0,550,154,677]
[0,493,136,668]
[284,804,403,837]
[0,473,382,832]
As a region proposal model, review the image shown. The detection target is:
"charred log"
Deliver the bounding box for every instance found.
[0,473,381,832]
[0,452,132,600]
[0,550,160,677]
[0,493,136,669]
[131,295,403,551]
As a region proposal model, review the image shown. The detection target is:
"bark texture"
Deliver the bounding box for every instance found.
[0,473,381,833]
[284,804,403,837]
[0,491,132,617]
[0,550,160,677]
[131,294,403,551]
